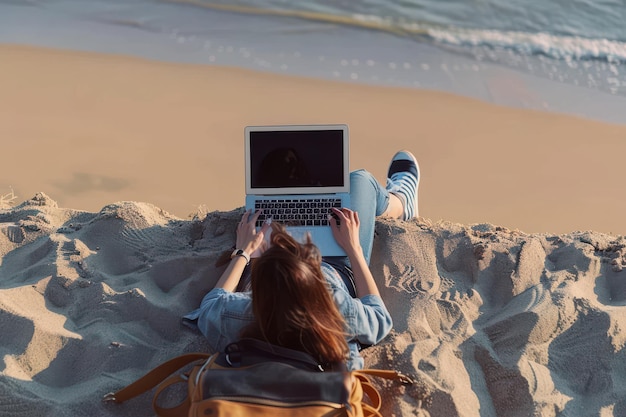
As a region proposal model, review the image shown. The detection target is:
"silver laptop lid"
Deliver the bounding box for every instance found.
[245,124,349,196]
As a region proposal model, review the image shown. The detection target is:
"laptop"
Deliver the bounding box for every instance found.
[244,124,350,256]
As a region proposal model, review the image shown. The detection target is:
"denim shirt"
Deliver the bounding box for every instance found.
[183,262,393,370]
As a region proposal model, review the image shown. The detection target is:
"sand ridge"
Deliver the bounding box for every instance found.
[2,193,626,416]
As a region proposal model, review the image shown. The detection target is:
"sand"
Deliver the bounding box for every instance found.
[2,44,626,416]
[2,194,626,416]
[2,44,626,235]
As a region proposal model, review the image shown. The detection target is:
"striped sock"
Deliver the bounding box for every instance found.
[386,151,420,220]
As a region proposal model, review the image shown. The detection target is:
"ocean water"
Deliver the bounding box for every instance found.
[1,0,625,124]
[200,0,626,61]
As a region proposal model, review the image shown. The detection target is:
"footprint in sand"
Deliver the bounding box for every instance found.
[387,264,441,295]
[0,223,24,244]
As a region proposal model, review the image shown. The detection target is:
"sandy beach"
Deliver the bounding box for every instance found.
[2,194,626,416]
[2,43,626,416]
[2,44,626,235]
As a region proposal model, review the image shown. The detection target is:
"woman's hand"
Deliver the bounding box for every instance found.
[214,210,270,292]
[330,207,380,298]
[329,207,363,257]
[236,209,270,255]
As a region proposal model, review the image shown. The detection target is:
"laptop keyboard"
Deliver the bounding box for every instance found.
[254,198,342,227]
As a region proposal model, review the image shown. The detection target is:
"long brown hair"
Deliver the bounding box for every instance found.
[241,223,349,366]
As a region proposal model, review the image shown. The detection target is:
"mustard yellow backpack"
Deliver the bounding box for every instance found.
[104,339,412,416]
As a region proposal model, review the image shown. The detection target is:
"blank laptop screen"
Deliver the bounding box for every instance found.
[249,129,345,189]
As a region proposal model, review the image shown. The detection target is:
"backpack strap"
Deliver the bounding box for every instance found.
[102,353,213,404]
[352,369,415,417]
[355,369,415,384]
[151,373,193,417]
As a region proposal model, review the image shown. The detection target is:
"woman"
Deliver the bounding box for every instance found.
[184,150,420,370]
[237,220,351,369]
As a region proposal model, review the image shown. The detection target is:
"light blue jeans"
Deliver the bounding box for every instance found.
[323,169,390,297]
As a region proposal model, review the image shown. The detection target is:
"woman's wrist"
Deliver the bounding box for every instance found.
[345,245,365,261]
[230,248,251,265]
[229,256,248,268]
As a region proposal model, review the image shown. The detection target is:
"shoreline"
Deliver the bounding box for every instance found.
[3,43,626,235]
[1,2,625,127]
